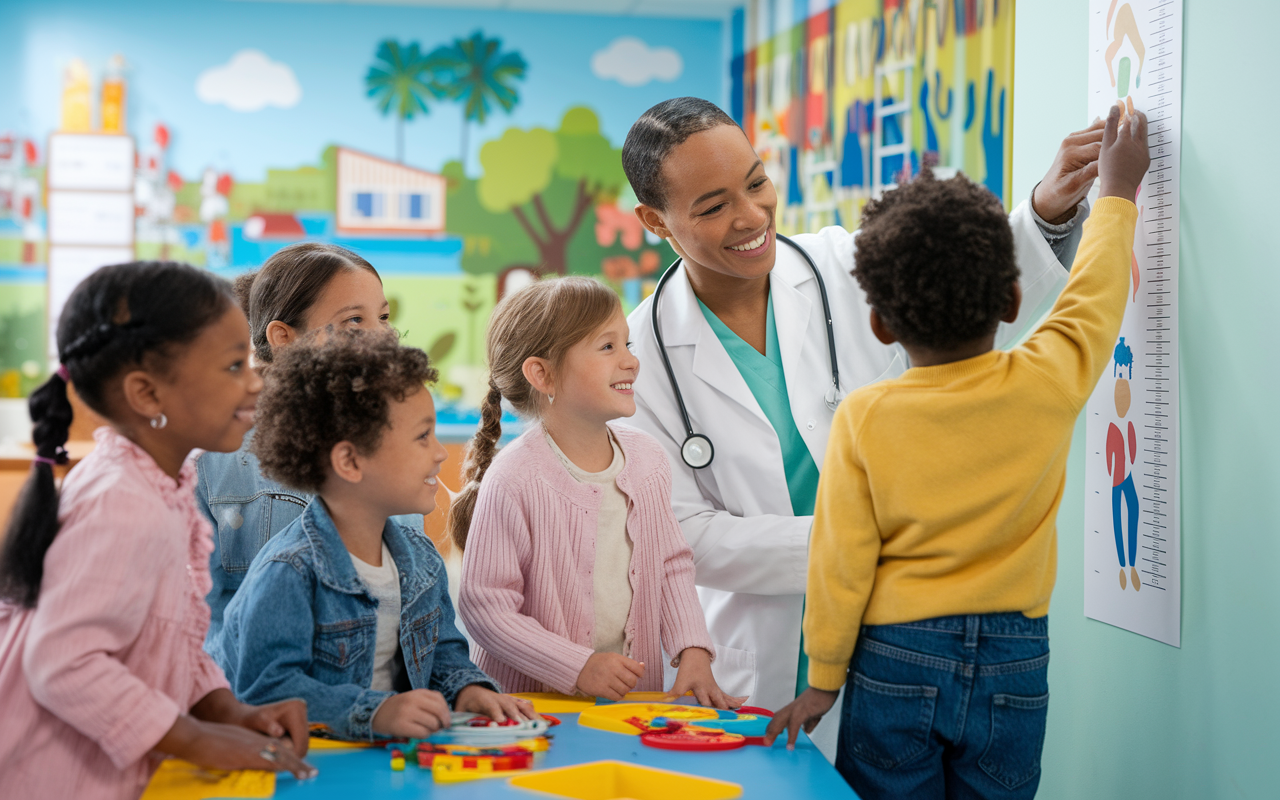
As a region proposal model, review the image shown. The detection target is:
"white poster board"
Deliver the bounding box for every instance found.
[47,192,136,247]
[47,246,136,357]
[1082,0,1182,646]
[47,134,135,191]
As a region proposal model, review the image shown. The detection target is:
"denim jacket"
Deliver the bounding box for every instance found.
[196,433,424,650]
[212,498,498,741]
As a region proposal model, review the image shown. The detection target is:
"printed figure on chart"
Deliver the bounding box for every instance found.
[1105,0,1146,100]
[1106,357,1140,592]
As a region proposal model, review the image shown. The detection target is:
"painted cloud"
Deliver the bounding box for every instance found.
[591,37,683,87]
[196,50,301,112]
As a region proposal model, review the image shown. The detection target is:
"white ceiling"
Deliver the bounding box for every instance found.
[234,0,744,20]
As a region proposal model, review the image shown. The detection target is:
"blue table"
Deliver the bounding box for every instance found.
[272,713,857,799]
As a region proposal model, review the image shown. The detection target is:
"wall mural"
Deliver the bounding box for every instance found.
[733,0,1015,235]
[0,2,720,418]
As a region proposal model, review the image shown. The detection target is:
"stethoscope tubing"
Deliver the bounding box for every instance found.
[651,233,841,469]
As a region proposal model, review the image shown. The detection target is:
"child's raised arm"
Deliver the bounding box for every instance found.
[1018,105,1149,407]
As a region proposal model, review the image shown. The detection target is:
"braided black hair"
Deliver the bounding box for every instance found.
[0,261,235,607]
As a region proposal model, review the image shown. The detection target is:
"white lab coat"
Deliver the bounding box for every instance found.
[626,200,1072,760]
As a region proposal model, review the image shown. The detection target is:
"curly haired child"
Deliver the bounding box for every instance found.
[453,277,741,708]
[0,261,315,799]
[214,329,530,740]
[766,106,1151,799]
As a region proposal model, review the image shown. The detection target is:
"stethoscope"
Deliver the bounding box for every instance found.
[651,233,842,470]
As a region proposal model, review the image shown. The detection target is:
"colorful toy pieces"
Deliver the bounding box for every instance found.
[577,703,775,750]
[388,713,558,783]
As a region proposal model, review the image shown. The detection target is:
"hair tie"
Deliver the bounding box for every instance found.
[33,447,67,467]
[56,364,70,382]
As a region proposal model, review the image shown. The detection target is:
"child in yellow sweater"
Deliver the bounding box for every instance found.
[765,105,1150,799]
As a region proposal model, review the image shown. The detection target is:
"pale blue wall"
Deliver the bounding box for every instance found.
[1012,2,1279,797]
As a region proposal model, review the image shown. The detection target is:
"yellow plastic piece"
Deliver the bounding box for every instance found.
[507,760,742,800]
[577,703,718,735]
[308,736,377,750]
[390,756,406,771]
[511,692,597,713]
[140,759,274,800]
[432,754,530,784]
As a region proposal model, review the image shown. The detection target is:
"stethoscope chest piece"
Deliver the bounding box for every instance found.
[681,434,714,469]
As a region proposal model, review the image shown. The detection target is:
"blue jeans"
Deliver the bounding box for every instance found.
[836,613,1050,800]
[1112,474,1139,567]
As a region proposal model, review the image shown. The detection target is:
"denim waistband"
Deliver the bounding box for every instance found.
[868,612,1048,639]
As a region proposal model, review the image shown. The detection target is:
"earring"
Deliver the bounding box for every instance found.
[150,413,168,430]
[547,394,555,406]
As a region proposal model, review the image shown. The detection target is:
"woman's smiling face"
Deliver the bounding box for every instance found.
[636,123,779,282]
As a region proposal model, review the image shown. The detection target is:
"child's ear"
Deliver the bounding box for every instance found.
[521,356,554,398]
[869,309,898,346]
[1002,283,1023,324]
[329,441,363,484]
[119,368,164,422]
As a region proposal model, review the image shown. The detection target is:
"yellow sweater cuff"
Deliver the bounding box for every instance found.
[808,659,851,692]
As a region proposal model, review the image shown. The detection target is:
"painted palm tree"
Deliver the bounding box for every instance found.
[365,40,443,163]
[434,32,527,165]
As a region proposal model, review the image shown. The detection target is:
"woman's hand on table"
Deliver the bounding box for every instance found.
[664,647,747,710]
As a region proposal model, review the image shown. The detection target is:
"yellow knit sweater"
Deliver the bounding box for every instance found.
[805,197,1138,691]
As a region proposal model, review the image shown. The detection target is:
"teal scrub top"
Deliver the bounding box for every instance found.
[698,290,819,695]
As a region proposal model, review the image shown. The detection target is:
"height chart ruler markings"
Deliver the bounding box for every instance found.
[1082,0,1182,646]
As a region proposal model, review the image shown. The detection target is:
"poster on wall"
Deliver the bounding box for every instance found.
[1082,0,1182,647]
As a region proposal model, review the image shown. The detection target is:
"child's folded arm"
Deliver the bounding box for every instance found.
[458,483,595,695]
[1018,197,1139,407]
[222,559,393,741]
[649,459,716,665]
[803,401,882,693]
[425,581,502,703]
[23,493,184,768]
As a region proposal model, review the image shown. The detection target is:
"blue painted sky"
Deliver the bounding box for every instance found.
[1,0,725,182]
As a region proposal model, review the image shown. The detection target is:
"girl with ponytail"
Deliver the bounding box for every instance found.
[454,277,741,708]
[0,261,316,799]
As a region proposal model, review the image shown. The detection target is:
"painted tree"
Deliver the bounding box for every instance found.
[433,31,527,164]
[364,40,444,163]
[477,107,623,275]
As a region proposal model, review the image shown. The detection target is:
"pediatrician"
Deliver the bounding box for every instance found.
[623,97,1102,758]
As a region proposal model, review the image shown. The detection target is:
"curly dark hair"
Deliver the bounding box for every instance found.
[852,170,1017,351]
[252,329,438,493]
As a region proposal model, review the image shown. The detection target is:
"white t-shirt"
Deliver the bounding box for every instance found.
[547,430,634,656]
[350,542,401,692]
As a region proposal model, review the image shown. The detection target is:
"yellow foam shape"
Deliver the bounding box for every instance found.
[577,703,718,735]
[511,692,598,713]
[508,760,741,800]
[141,759,274,800]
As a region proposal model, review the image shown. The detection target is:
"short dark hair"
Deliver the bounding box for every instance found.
[238,242,380,363]
[1,261,235,607]
[622,97,739,210]
[252,329,438,493]
[852,170,1018,351]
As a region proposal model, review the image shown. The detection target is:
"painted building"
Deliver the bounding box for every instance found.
[335,148,446,235]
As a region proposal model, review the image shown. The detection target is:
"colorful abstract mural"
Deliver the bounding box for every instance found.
[732,0,1015,235]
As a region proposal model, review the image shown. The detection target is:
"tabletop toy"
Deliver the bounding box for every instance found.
[578,702,773,744]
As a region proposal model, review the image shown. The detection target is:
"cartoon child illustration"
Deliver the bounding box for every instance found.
[1107,360,1140,592]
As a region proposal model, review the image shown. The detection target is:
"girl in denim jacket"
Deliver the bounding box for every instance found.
[0,262,315,799]
[198,243,424,650]
[215,330,531,740]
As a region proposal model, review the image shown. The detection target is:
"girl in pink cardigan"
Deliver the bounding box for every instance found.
[453,277,741,708]
[0,262,315,799]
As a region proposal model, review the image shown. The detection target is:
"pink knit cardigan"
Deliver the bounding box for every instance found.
[458,422,714,695]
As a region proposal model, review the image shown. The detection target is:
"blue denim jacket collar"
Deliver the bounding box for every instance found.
[300,497,436,609]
